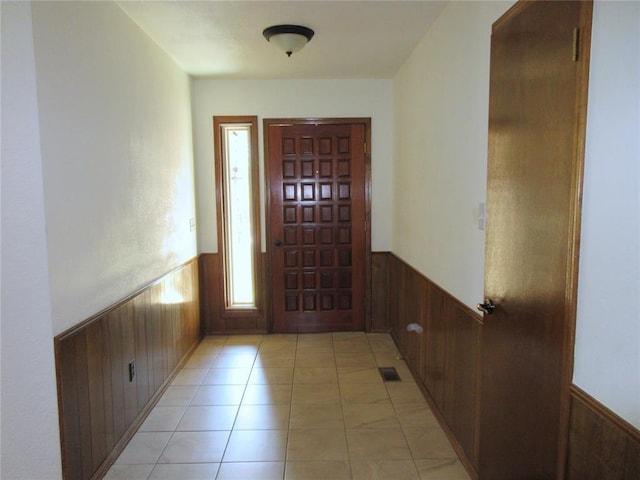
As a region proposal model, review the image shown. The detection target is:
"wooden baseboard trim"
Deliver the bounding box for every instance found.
[204,329,267,335]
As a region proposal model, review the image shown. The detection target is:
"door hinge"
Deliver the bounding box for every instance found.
[572,27,580,62]
[364,142,367,154]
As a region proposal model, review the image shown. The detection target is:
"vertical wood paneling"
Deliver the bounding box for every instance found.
[85,322,107,469]
[260,252,270,331]
[120,302,138,427]
[567,386,640,480]
[199,253,223,333]
[74,332,93,480]
[444,303,479,463]
[386,253,481,475]
[199,252,268,334]
[100,318,115,451]
[371,252,390,331]
[133,292,151,409]
[149,285,164,393]
[57,337,82,480]
[226,317,258,330]
[401,266,425,377]
[383,252,640,478]
[55,259,201,480]
[168,276,180,369]
[159,286,170,384]
[388,254,405,344]
[107,309,126,441]
[425,287,447,410]
[202,250,379,334]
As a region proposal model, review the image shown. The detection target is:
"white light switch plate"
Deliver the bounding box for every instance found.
[478,203,485,231]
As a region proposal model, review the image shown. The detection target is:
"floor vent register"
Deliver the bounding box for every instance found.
[378,366,401,382]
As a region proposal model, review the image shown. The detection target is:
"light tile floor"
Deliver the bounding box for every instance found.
[105,332,470,480]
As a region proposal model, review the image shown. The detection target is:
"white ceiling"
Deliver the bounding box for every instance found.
[117,1,447,79]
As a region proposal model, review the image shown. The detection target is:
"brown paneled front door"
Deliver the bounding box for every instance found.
[265,119,369,333]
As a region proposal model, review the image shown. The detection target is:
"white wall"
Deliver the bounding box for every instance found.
[1,2,62,477]
[2,1,197,475]
[392,0,514,308]
[1,8,636,480]
[31,1,197,335]
[192,79,393,253]
[574,0,640,428]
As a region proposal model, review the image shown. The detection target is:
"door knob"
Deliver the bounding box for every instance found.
[476,299,496,315]
[274,239,282,247]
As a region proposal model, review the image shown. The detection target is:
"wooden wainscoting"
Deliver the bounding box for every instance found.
[54,259,201,480]
[386,253,481,476]
[202,251,386,333]
[382,252,640,480]
[199,253,268,334]
[566,385,640,479]
[199,253,223,332]
[370,251,390,331]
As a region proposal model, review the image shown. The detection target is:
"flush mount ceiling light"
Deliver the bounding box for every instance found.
[263,25,314,57]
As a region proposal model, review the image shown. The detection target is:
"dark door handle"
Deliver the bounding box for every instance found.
[274,240,282,247]
[476,299,496,315]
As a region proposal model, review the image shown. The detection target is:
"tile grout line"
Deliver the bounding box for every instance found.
[379,338,423,478]
[281,333,299,480]
[148,335,229,479]
[107,333,468,480]
[217,334,260,473]
[336,332,359,479]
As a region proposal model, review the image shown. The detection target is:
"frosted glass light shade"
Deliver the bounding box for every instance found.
[263,25,314,57]
[269,33,308,55]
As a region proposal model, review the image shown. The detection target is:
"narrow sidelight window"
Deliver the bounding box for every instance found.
[214,117,261,311]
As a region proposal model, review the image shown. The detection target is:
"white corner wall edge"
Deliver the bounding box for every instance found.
[574,0,640,429]
[0,2,63,478]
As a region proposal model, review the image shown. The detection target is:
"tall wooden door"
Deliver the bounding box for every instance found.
[478,2,592,479]
[266,120,369,333]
